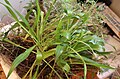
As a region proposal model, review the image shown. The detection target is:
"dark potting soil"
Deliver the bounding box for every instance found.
[0,36,98,79]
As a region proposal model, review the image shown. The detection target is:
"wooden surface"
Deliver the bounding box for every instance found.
[0,54,21,79]
[98,35,120,79]
[0,64,6,79]
[100,5,120,38]
[110,0,120,18]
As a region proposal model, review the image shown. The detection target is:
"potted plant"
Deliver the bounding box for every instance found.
[0,0,113,79]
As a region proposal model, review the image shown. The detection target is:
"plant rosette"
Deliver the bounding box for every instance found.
[0,0,113,79]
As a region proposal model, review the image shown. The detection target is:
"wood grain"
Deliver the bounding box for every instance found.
[100,5,120,38]
[0,64,6,79]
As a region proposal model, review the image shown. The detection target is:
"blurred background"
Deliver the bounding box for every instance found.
[0,0,120,24]
[0,0,33,24]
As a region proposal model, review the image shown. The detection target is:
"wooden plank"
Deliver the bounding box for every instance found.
[0,64,6,79]
[100,5,120,38]
[0,54,21,79]
[110,0,120,18]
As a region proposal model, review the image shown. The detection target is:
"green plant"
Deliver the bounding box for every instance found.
[0,0,113,79]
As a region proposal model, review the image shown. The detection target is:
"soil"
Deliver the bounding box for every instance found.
[0,36,35,78]
[0,19,117,79]
[0,22,119,79]
[0,36,99,79]
[70,65,98,79]
[0,24,115,79]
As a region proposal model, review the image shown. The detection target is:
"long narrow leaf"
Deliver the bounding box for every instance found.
[4,0,30,27]
[43,49,55,59]
[69,54,114,69]
[69,47,87,79]
[2,22,19,40]
[3,38,26,50]
[35,0,41,37]
[44,3,53,25]
[0,2,31,38]
[4,0,12,6]
[14,10,37,40]
[62,63,70,73]
[39,11,44,36]
[82,56,114,69]
[0,2,18,21]
[15,10,30,27]
[36,50,43,65]
[2,1,38,43]
[7,45,36,78]
[56,45,64,61]
[32,65,39,79]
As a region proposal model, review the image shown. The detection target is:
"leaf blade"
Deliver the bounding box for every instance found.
[56,45,64,61]
[0,2,18,21]
[7,45,36,78]
[36,50,43,65]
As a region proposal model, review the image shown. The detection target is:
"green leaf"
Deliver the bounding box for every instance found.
[15,10,30,27]
[55,19,63,39]
[69,54,114,69]
[81,35,93,42]
[96,51,112,55]
[71,17,79,26]
[2,22,19,40]
[3,38,26,49]
[0,2,31,35]
[90,44,104,52]
[35,0,41,37]
[61,31,71,40]
[25,9,33,20]
[69,47,87,79]
[7,45,36,78]
[14,9,38,42]
[44,3,52,24]
[36,50,43,65]
[4,0,12,6]
[43,48,55,59]
[82,13,89,23]
[39,11,44,36]
[32,65,39,79]
[36,0,41,16]
[82,56,114,69]
[62,63,70,73]
[0,2,37,41]
[73,43,89,52]
[56,45,64,61]
[89,35,104,45]
[4,0,30,27]
[0,2,18,21]
[56,20,63,33]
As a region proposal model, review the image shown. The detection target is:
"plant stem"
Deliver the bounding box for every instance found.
[43,59,62,79]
